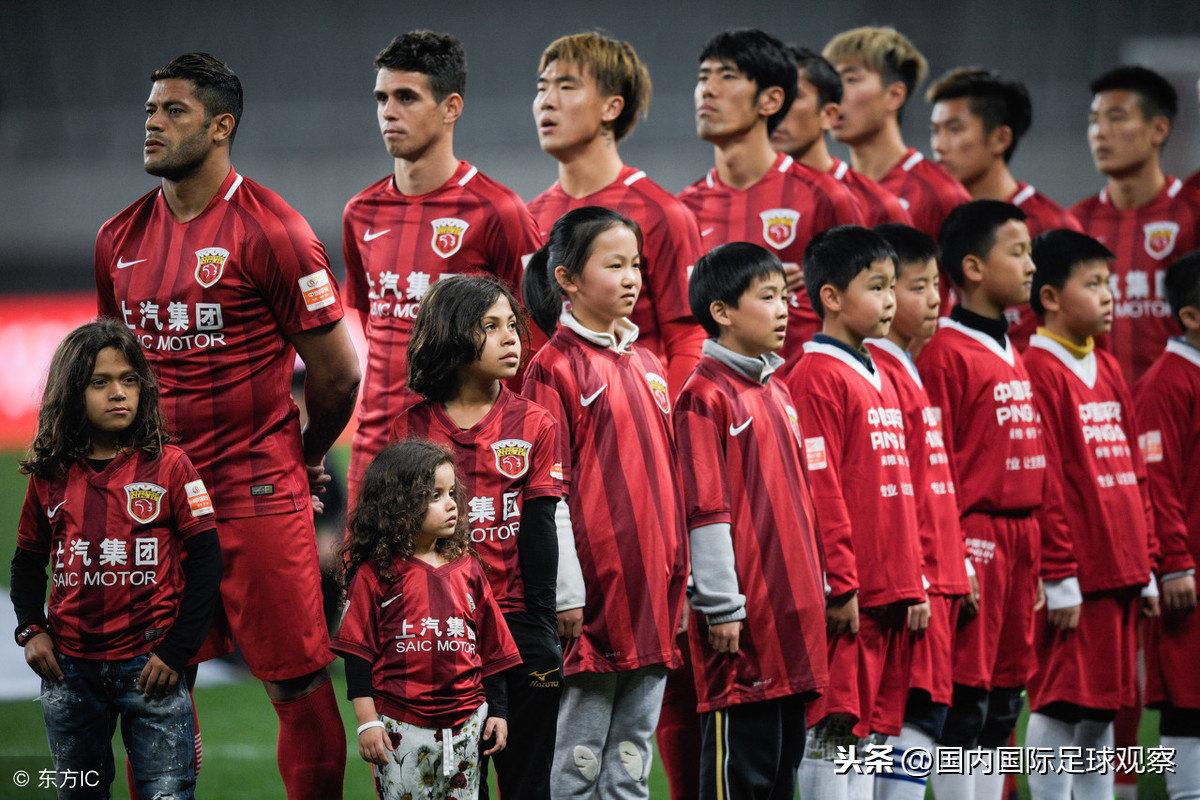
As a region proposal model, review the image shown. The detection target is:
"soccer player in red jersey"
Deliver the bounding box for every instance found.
[1135,252,1200,800]
[917,201,1046,800]
[94,54,360,799]
[771,45,913,228]
[390,276,562,799]
[866,224,974,800]
[521,207,689,800]
[335,441,522,800]
[12,321,221,800]
[529,32,704,395]
[927,67,1083,349]
[785,227,929,800]
[343,31,541,504]
[1071,65,1200,384]
[1021,230,1157,799]
[675,242,827,799]
[680,28,864,365]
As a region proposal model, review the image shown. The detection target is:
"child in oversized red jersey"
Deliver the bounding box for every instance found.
[335,440,521,800]
[11,319,221,800]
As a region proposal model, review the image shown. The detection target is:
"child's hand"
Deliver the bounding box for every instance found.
[1033,577,1046,612]
[907,600,931,635]
[358,724,392,766]
[557,608,583,639]
[1047,604,1081,631]
[1162,574,1197,616]
[306,461,331,514]
[826,593,859,636]
[482,717,508,756]
[1142,594,1161,619]
[138,654,179,699]
[707,621,741,654]
[24,633,63,684]
[959,574,981,623]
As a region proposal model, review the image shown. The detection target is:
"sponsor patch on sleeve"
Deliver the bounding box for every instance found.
[1139,430,1163,463]
[550,462,564,481]
[804,436,828,471]
[185,480,215,517]
[298,270,336,312]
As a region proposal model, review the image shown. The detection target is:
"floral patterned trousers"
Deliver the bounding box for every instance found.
[374,703,487,800]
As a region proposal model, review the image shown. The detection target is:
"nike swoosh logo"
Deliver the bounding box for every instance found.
[117,258,146,269]
[380,594,402,607]
[729,417,754,436]
[363,228,391,242]
[580,385,607,407]
[700,227,715,237]
[47,500,66,518]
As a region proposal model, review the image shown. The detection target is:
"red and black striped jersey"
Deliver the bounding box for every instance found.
[679,153,864,362]
[96,168,343,519]
[521,327,688,675]
[388,386,563,613]
[878,148,971,241]
[1070,177,1200,383]
[673,356,827,711]
[342,161,541,498]
[829,156,912,227]
[332,554,521,728]
[16,447,214,659]
[784,341,926,607]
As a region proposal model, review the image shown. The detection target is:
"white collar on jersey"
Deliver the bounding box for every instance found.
[702,338,784,384]
[802,340,883,392]
[864,337,922,388]
[938,317,1015,366]
[1167,337,1200,370]
[560,309,640,353]
[1028,334,1098,389]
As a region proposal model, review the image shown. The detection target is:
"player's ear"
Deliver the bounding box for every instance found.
[756,85,786,120]
[441,93,464,126]
[883,80,907,114]
[1179,304,1200,332]
[961,254,985,285]
[819,283,841,315]
[988,125,1013,158]
[1149,114,1170,148]
[601,95,625,126]
[1038,284,1060,315]
[554,265,579,297]
[209,113,236,145]
[709,299,731,328]
[819,101,840,132]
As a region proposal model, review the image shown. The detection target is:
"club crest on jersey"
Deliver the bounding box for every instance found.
[786,404,802,443]
[431,217,469,258]
[760,208,800,250]
[194,247,230,287]
[490,439,532,479]
[124,482,167,524]
[645,372,670,414]
[1143,221,1179,260]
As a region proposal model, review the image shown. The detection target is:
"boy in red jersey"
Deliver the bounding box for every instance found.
[343,31,541,503]
[94,53,360,799]
[771,46,912,228]
[1135,251,1200,800]
[917,200,1045,800]
[1072,65,1200,383]
[674,241,827,800]
[866,224,973,800]
[927,67,1082,349]
[784,226,929,800]
[680,28,863,364]
[529,32,704,394]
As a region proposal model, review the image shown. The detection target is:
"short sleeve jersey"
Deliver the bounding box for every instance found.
[388,386,563,612]
[679,153,864,362]
[521,328,688,675]
[673,356,828,711]
[332,554,522,729]
[877,148,971,240]
[829,156,913,227]
[528,166,702,360]
[342,161,541,494]
[1070,177,1200,382]
[16,446,215,659]
[95,169,344,519]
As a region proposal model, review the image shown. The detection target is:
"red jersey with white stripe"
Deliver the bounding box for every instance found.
[829,156,913,227]
[528,166,701,361]
[332,553,521,728]
[916,319,1046,515]
[1025,337,1152,591]
[16,447,215,660]
[1005,182,1085,350]
[783,341,925,607]
[679,153,864,361]
[867,339,971,595]
[673,356,828,711]
[1070,177,1200,382]
[521,328,688,675]
[1134,339,1200,575]
[95,169,344,519]
[878,148,971,240]
[342,161,541,495]
[388,386,563,613]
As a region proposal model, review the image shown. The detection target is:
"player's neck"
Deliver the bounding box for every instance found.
[392,145,460,197]
[792,137,835,174]
[87,432,121,461]
[884,327,914,353]
[846,122,907,182]
[822,318,867,352]
[1042,316,1091,349]
[966,162,1020,202]
[411,540,449,567]
[1104,159,1166,210]
[959,290,1006,320]
[713,131,778,190]
[442,380,501,429]
[1184,328,1200,352]
[555,138,625,198]
[160,157,232,223]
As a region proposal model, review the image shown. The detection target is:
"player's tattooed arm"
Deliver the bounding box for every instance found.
[291,319,361,503]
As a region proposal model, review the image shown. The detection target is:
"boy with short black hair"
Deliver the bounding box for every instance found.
[784,226,928,800]
[866,223,973,800]
[674,241,828,800]
[1021,228,1156,799]
[1135,250,1200,800]
[916,200,1046,800]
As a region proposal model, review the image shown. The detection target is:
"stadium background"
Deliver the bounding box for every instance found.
[1,1,1199,796]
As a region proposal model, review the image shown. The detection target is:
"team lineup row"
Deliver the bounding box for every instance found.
[11,20,1200,800]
